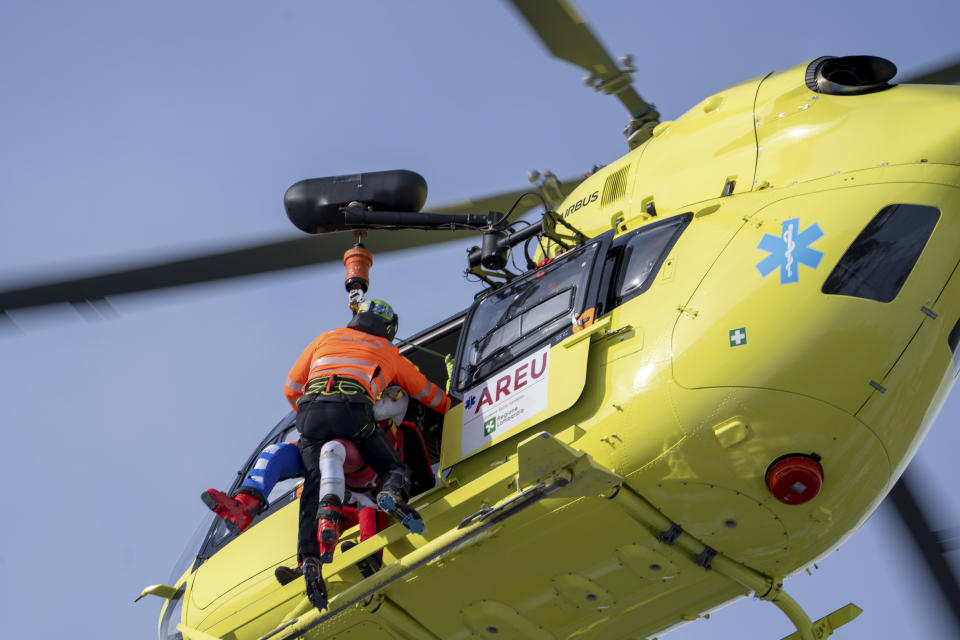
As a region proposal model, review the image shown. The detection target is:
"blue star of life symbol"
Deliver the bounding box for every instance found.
[464,395,477,410]
[756,218,825,284]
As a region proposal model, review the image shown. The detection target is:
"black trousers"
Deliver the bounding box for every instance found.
[295,394,410,560]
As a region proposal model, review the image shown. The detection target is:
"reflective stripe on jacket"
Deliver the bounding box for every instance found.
[284,327,451,415]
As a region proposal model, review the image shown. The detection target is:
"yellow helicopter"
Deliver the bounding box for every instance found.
[3,2,960,639]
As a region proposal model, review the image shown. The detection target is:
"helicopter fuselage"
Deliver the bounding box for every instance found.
[161,59,960,640]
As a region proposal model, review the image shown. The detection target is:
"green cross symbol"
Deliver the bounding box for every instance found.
[483,417,497,436]
[729,327,747,347]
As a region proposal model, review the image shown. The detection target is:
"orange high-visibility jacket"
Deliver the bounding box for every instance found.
[284,327,451,415]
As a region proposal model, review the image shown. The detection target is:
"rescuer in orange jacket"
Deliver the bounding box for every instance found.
[287,298,451,610]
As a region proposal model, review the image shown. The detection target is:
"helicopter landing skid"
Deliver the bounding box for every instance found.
[256,431,861,640]
[601,462,862,640]
[777,603,863,640]
[502,431,863,640]
[258,476,573,640]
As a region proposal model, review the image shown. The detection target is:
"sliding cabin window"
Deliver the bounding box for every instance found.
[822,204,940,302]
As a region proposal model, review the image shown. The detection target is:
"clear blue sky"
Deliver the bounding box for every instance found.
[1,1,959,637]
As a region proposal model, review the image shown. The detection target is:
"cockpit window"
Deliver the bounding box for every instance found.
[159,584,186,640]
[266,425,303,504]
[167,515,214,584]
[197,413,296,560]
[456,240,602,391]
[206,425,302,547]
[822,204,940,303]
[205,514,233,552]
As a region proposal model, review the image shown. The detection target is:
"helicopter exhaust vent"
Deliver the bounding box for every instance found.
[805,56,897,96]
[601,166,630,206]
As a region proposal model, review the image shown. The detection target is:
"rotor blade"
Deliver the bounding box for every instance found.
[901,54,960,84]
[888,469,960,634]
[503,0,659,125]
[0,229,471,314]
[0,178,584,315]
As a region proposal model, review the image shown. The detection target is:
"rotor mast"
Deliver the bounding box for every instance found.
[505,0,660,148]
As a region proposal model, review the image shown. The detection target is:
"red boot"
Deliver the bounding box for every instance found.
[317,499,344,564]
[201,489,263,535]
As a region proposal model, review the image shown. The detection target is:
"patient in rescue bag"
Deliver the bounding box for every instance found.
[201,386,435,580]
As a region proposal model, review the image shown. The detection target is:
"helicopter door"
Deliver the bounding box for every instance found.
[673,185,960,414]
[396,311,467,468]
[441,233,610,467]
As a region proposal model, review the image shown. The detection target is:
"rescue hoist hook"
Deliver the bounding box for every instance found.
[343,230,372,312]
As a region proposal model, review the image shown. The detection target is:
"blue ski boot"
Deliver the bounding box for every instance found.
[376,489,425,535]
